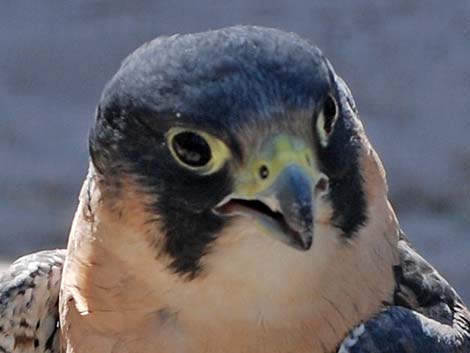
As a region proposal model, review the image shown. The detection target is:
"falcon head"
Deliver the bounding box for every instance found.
[88,26,382,278]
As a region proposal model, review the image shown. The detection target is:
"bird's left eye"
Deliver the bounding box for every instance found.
[316,94,339,147]
[166,128,231,175]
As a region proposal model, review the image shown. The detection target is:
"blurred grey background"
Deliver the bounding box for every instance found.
[0,1,469,301]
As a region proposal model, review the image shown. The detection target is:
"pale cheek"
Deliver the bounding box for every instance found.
[313,196,334,226]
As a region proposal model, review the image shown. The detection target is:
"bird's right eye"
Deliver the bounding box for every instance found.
[166,128,231,175]
[172,132,212,167]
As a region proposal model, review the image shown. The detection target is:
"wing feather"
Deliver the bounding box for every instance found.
[338,234,470,353]
[0,250,65,353]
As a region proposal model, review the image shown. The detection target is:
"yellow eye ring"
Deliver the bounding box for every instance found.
[166,127,231,175]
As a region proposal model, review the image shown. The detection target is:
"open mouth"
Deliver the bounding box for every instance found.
[215,198,310,250]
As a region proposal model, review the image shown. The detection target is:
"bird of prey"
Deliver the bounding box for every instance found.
[1,26,469,353]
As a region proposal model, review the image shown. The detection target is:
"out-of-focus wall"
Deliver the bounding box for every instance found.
[1,1,469,301]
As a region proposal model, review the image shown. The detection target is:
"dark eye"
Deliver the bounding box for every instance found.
[167,128,231,174]
[323,94,338,134]
[316,94,339,147]
[171,131,212,167]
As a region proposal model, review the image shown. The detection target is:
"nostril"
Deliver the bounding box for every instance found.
[259,165,269,179]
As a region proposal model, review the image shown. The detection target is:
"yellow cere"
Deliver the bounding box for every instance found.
[165,127,232,175]
[236,134,322,198]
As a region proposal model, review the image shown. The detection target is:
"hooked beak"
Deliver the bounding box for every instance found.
[214,134,328,251]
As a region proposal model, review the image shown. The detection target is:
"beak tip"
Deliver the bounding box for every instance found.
[302,237,313,251]
[291,233,313,251]
[304,237,313,250]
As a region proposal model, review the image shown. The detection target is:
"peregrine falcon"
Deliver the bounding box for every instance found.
[1,26,469,353]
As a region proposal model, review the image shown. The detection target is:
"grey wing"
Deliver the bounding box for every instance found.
[0,250,66,353]
[338,233,470,353]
